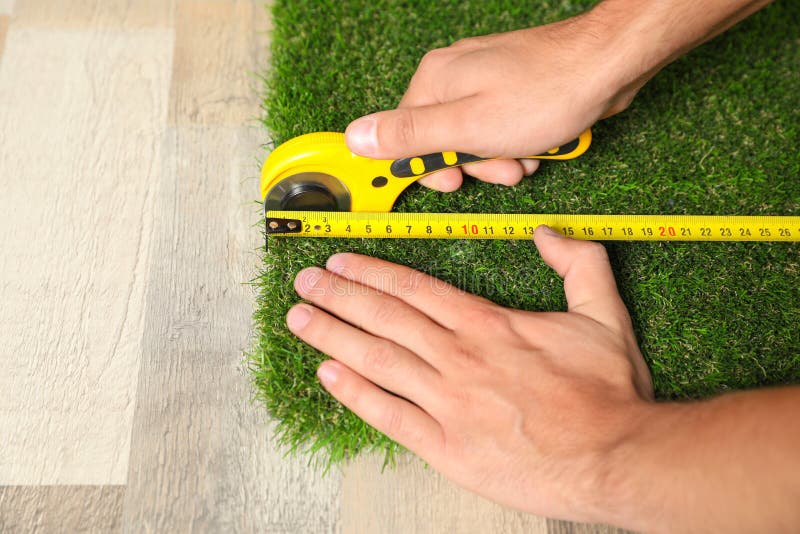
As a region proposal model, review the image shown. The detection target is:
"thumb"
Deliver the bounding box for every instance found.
[345,97,484,159]
[533,225,631,331]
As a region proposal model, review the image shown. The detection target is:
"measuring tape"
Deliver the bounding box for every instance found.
[266,211,800,241]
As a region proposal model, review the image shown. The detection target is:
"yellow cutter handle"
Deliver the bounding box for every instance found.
[388,128,592,178]
[260,129,593,212]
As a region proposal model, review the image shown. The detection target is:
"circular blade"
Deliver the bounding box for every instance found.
[264,172,351,212]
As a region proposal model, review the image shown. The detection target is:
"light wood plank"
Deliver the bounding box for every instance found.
[341,453,548,533]
[342,454,629,532]
[0,0,9,62]
[11,0,172,29]
[0,27,172,485]
[120,126,340,532]
[0,15,8,60]
[0,0,8,63]
[121,2,340,528]
[168,0,265,126]
[0,485,123,532]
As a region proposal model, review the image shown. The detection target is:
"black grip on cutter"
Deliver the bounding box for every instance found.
[389,136,583,178]
[390,152,481,178]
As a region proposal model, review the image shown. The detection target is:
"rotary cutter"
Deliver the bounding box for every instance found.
[261,129,592,213]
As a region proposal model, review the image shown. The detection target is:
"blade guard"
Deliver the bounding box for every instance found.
[261,130,592,212]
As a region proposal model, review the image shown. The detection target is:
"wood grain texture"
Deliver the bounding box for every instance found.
[341,453,548,534]
[120,126,340,533]
[0,26,172,485]
[0,0,9,61]
[341,454,629,533]
[0,485,124,532]
[168,0,266,126]
[0,15,8,59]
[11,0,172,29]
[121,2,339,530]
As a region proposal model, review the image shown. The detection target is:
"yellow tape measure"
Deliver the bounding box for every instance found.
[266,211,800,241]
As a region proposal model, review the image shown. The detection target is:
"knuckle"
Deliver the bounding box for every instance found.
[461,304,513,334]
[579,240,610,262]
[390,109,417,148]
[418,48,445,69]
[450,36,483,49]
[382,405,407,440]
[361,339,397,374]
[381,406,428,450]
[371,300,404,325]
[395,270,423,297]
[607,91,637,117]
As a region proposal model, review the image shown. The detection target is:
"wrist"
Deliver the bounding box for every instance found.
[547,3,662,118]
[579,2,672,110]
[580,0,772,115]
[580,400,689,532]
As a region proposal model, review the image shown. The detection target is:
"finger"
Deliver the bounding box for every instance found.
[518,158,540,176]
[416,168,464,192]
[397,76,438,109]
[533,225,632,332]
[461,159,525,186]
[397,52,446,109]
[317,359,444,459]
[325,253,492,331]
[397,45,469,109]
[287,304,441,408]
[345,97,486,159]
[397,86,465,193]
[294,267,455,359]
[395,81,465,193]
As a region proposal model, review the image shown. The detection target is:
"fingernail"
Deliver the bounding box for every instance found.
[317,361,338,387]
[346,117,378,156]
[294,266,323,296]
[325,253,349,274]
[286,304,312,331]
[536,225,560,237]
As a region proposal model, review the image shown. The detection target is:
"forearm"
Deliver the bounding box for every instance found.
[563,3,793,530]
[604,387,800,532]
[582,0,774,108]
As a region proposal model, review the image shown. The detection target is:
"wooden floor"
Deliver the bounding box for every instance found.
[0,1,627,532]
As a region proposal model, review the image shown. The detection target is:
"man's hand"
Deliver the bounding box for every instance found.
[345,18,626,191]
[344,0,772,192]
[285,228,800,531]
[286,227,654,523]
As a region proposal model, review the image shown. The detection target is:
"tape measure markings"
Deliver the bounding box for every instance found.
[266,211,800,242]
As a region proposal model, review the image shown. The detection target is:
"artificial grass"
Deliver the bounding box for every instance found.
[251,0,800,466]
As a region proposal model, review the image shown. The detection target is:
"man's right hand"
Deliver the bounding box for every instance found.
[343,10,637,191]
[344,0,772,192]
